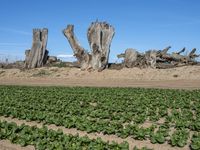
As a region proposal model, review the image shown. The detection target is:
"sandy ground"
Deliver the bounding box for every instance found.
[0,66,200,89]
[0,140,34,150]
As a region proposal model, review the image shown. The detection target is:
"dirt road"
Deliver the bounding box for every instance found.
[0,66,200,89]
[0,77,200,89]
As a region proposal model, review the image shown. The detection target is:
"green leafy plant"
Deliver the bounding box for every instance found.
[191,132,200,150]
[0,85,200,148]
[170,129,189,147]
[0,120,130,150]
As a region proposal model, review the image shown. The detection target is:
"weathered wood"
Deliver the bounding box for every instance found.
[176,47,185,55]
[123,49,138,68]
[118,46,199,69]
[63,25,91,70]
[63,21,115,71]
[159,46,171,56]
[117,53,125,59]
[25,28,48,69]
[145,50,157,68]
[24,49,31,68]
[47,56,57,64]
[188,48,200,59]
[156,62,177,69]
[88,22,115,71]
[171,48,199,63]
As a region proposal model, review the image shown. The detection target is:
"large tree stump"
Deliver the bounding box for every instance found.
[25,28,48,69]
[122,49,138,68]
[145,50,157,68]
[118,49,157,68]
[87,22,115,70]
[63,21,115,71]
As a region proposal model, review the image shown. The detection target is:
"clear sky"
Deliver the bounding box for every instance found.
[0,0,200,62]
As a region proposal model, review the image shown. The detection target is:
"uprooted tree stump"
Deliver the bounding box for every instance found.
[25,28,49,69]
[118,46,200,69]
[63,21,115,71]
[117,49,157,68]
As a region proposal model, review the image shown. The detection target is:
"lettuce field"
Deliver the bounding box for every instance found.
[0,85,200,150]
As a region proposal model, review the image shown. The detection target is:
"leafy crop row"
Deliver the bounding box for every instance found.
[0,120,129,150]
[0,85,200,148]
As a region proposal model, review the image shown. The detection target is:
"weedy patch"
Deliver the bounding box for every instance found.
[0,70,5,76]
[31,69,51,77]
[173,74,179,78]
[51,62,67,68]
[49,68,59,72]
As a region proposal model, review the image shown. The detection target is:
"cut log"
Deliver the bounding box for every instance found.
[25,28,49,69]
[63,21,115,71]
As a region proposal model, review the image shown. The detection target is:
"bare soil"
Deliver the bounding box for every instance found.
[0,66,200,89]
[0,140,34,150]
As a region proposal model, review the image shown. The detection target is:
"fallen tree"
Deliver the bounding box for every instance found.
[63,21,115,71]
[118,46,200,69]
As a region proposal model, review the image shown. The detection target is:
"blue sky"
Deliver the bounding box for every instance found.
[0,0,200,62]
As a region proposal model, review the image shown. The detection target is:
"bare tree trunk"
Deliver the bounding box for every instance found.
[25,28,48,69]
[63,21,115,71]
[63,25,91,70]
[87,22,115,71]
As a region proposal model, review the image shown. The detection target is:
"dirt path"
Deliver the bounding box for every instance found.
[0,78,200,89]
[0,77,200,89]
[0,140,34,150]
[0,116,189,150]
[0,66,200,89]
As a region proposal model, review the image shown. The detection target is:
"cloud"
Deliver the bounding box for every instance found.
[57,54,74,58]
[0,27,31,35]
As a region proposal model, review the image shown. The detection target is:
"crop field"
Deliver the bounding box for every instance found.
[0,85,200,150]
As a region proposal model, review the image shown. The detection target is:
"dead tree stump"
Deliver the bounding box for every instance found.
[123,49,138,68]
[145,50,157,68]
[63,21,115,71]
[25,28,48,69]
